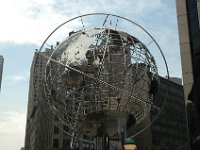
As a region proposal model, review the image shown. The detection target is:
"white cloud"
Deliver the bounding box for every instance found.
[0,0,181,76]
[0,0,165,45]
[0,111,26,150]
[0,0,67,44]
[7,75,26,81]
[5,72,29,81]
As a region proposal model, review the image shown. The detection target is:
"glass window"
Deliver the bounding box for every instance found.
[63,139,70,148]
[53,139,59,148]
[54,125,59,134]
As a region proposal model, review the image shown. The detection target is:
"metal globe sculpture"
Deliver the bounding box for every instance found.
[38,13,169,148]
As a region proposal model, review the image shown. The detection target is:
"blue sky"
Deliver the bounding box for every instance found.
[0,0,180,149]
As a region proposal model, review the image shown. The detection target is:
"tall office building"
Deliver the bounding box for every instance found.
[24,48,54,150]
[25,47,91,150]
[0,55,4,92]
[176,0,200,148]
[151,77,189,149]
[132,77,189,150]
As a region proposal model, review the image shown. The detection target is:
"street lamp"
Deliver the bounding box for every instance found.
[123,138,137,150]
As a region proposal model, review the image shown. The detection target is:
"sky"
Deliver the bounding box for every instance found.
[0,0,181,150]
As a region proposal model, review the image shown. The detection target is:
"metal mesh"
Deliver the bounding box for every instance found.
[44,27,158,138]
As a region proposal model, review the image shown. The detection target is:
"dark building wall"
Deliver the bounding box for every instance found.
[151,77,189,149]
[186,0,200,111]
[177,0,200,149]
[131,77,189,150]
[186,0,200,57]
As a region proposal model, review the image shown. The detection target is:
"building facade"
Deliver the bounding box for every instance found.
[0,55,4,92]
[176,0,200,148]
[112,67,187,150]
[25,48,54,150]
[25,48,92,150]
[151,77,189,149]
[132,77,189,150]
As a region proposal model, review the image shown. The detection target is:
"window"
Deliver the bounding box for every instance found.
[63,139,70,148]
[63,125,69,132]
[54,125,59,134]
[53,139,59,148]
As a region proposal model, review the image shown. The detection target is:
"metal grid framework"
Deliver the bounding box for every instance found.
[37,13,169,145]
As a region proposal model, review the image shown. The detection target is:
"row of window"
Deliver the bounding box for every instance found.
[53,138,94,150]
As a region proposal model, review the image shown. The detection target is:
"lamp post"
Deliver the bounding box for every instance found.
[123,138,137,150]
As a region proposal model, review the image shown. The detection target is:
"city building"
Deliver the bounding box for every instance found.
[0,55,4,92]
[176,0,200,148]
[169,77,182,85]
[25,47,90,150]
[24,48,54,150]
[151,77,189,149]
[131,77,189,150]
